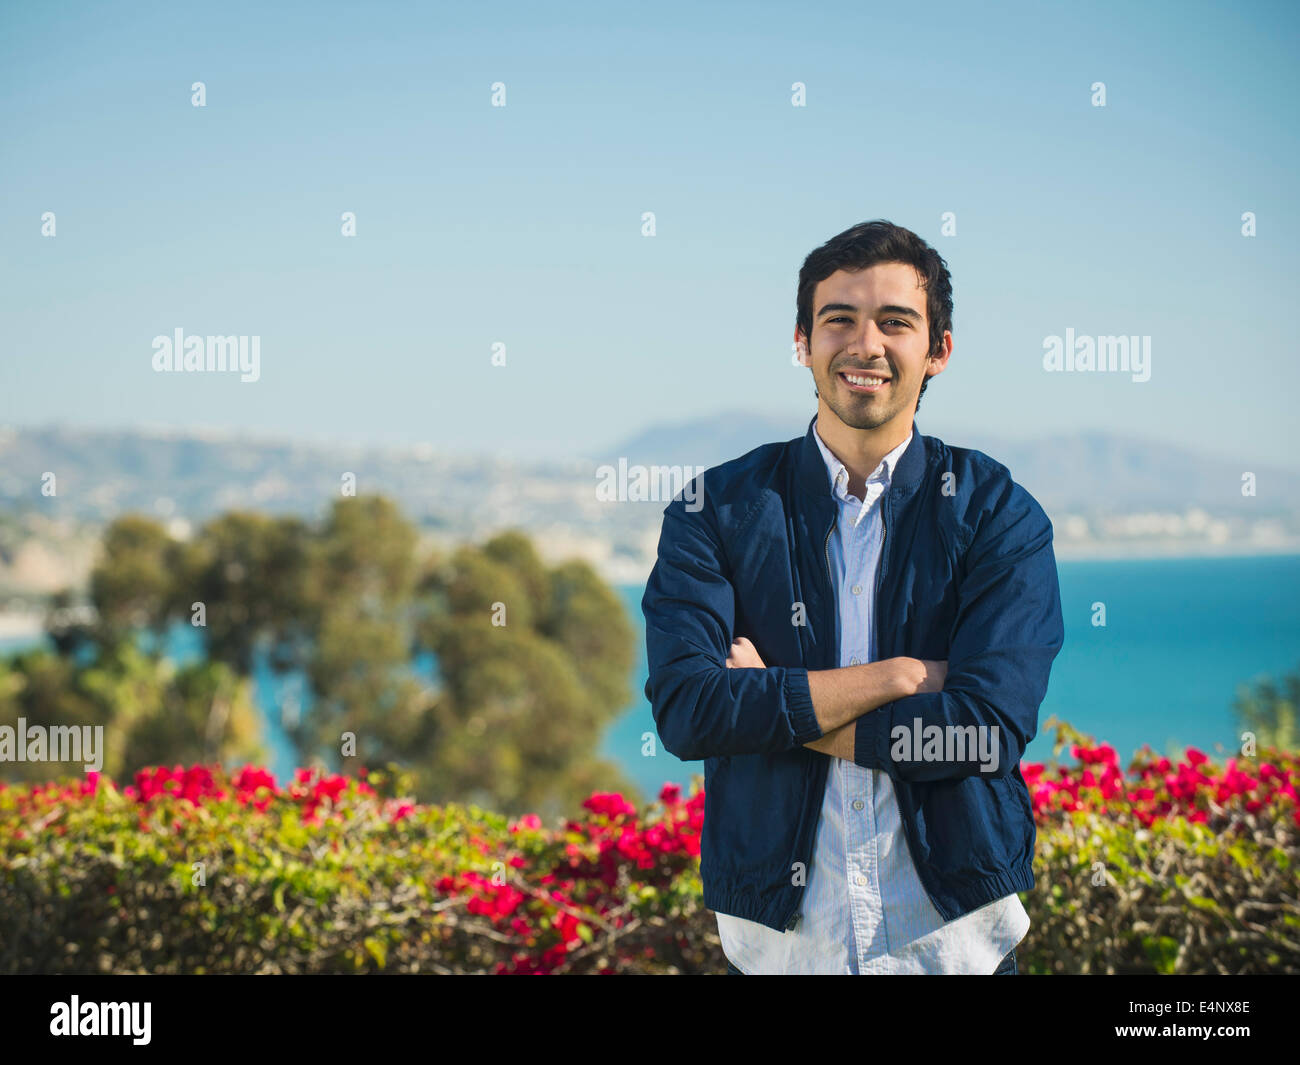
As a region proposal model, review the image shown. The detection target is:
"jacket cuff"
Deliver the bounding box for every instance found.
[853,698,894,768]
[783,668,822,745]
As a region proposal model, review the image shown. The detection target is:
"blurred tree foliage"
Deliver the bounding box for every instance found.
[89,515,190,648]
[1232,665,1299,752]
[0,644,263,783]
[3,498,637,816]
[414,530,635,814]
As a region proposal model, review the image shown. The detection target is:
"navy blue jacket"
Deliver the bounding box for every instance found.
[642,416,1065,932]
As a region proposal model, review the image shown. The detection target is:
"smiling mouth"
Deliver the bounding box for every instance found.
[838,371,890,393]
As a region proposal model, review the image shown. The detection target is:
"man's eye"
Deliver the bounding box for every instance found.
[826,316,908,326]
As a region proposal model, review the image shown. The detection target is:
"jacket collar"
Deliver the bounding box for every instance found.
[811,420,912,503]
[795,413,928,512]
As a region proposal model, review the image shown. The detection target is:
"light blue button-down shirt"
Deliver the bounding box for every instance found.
[716,421,1029,973]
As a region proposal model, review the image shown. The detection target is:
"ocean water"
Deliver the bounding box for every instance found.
[4,555,1298,802]
[604,554,1300,803]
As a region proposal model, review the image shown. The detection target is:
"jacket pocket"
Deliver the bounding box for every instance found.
[914,774,1011,878]
[992,771,1036,867]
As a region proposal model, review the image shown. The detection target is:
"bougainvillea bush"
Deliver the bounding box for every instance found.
[0,765,714,974]
[1023,720,1299,974]
[1,721,1297,974]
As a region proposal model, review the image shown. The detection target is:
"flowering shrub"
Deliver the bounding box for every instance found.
[1020,719,1300,974]
[1024,736,1300,829]
[0,763,713,974]
[1,722,1296,974]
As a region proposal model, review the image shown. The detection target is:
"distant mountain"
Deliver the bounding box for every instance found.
[939,427,1300,515]
[606,416,1300,515]
[0,420,1296,598]
[0,424,580,526]
[591,410,807,471]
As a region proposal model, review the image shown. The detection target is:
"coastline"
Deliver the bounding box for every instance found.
[0,614,45,642]
[1050,541,1300,563]
[593,543,1300,586]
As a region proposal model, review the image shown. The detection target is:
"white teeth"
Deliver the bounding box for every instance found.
[843,373,887,387]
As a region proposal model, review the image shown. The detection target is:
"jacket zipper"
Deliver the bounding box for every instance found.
[875,497,888,605]
[824,514,837,632]
[783,511,838,934]
[875,494,941,914]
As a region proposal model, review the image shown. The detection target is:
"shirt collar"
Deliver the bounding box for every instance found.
[813,420,914,505]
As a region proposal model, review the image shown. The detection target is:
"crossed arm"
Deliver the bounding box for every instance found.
[724,637,948,760]
[644,482,1062,774]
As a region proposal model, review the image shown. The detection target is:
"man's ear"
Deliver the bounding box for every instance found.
[794,336,810,367]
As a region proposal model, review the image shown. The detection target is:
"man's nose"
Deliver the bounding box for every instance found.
[847,319,888,357]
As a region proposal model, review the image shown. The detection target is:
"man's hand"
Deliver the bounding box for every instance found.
[899,657,948,696]
[725,636,766,669]
[725,638,948,760]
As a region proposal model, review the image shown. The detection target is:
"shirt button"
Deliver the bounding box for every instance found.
[855,875,868,887]
[853,799,865,811]
[849,656,860,666]
[851,584,862,595]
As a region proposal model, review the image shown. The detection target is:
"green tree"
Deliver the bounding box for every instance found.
[0,645,266,783]
[44,503,639,817]
[89,515,185,649]
[413,530,636,817]
[1232,665,1299,752]
[185,512,314,675]
[288,495,428,775]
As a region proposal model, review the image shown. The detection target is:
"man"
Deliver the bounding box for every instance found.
[641,220,1064,974]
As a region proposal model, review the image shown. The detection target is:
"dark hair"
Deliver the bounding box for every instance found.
[796,220,953,411]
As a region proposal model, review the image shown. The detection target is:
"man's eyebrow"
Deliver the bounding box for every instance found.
[816,302,924,322]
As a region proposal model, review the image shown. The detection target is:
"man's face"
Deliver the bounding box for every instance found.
[797,262,950,433]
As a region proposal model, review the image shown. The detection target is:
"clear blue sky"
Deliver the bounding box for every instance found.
[2,0,1297,467]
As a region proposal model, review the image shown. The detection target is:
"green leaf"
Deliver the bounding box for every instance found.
[1142,935,1179,974]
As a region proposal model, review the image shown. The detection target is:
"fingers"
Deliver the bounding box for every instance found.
[725,636,765,669]
[918,659,949,692]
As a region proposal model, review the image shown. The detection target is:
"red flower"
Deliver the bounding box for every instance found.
[582,792,637,819]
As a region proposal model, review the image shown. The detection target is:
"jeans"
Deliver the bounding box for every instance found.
[724,947,1017,975]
